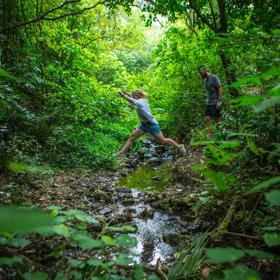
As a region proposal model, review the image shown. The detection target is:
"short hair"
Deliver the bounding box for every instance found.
[197,65,209,72]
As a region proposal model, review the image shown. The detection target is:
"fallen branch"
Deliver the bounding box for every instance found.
[208,195,238,240]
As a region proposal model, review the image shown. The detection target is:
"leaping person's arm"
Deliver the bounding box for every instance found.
[118,91,135,104]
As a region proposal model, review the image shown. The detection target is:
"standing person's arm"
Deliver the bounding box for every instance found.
[216,86,222,108]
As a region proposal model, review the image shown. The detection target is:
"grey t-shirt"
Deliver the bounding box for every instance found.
[204,74,222,105]
[130,98,158,124]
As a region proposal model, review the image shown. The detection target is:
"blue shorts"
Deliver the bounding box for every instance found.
[138,123,161,136]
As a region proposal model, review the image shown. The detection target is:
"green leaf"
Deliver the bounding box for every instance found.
[101,235,115,246]
[231,77,261,88]
[253,97,280,113]
[269,83,280,97]
[0,237,8,245]
[231,95,262,107]
[64,209,98,224]
[262,226,279,232]
[10,238,31,248]
[116,234,137,248]
[223,265,261,280]
[106,225,136,233]
[0,68,16,80]
[23,272,48,280]
[246,176,280,195]
[260,67,280,80]
[87,259,103,266]
[0,256,23,266]
[263,233,280,247]
[114,253,134,266]
[265,190,280,206]
[53,224,70,237]
[68,259,86,268]
[54,272,68,280]
[0,206,54,234]
[244,249,275,259]
[203,170,236,191]
[206,247,245,263]
[73,234,104,250]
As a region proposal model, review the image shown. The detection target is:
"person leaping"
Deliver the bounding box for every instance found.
[113,89,186,157]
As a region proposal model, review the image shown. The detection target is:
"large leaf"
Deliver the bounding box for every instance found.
[203,170,236,191]
[206,247,245,263]
[265,190,280,206]
[246,176,280,195]
[263,233,280,247]
[244,249,275,259]
[73,234,104,250]
[23,272,48,280]
[231,77,261,88]
[223,265,261,280]
[253,97,280,113]
[101,235,116,246]
[0,68,16,80]
[114,253,134,267]
[269,83,280,97]
[231,95,262,107]
[64,209,98,224]
[0,206,54,234]
[0,256,23,266]
[116,234,137,248]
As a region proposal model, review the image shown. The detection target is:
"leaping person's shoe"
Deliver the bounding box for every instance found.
[179,144,187,155]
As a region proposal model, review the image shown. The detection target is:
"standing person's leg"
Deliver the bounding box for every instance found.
[116,129,146,155]
[205,115,212,139]
[153,132,186,154]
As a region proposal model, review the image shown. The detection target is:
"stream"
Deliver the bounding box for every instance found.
[115,140,189,266]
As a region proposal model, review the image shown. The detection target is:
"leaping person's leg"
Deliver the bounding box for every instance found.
[116,129,146,155]
[153,132,186,155]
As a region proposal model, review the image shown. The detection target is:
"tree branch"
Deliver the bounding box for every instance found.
[0,0,83,34]
[44,1,107,21]
[207,0,218,31]
[189,0,216,32]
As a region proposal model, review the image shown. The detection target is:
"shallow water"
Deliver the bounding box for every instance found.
[117,161,186,265]
[117,161,172,192]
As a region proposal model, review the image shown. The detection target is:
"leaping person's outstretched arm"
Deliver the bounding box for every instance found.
[118,91,135,104]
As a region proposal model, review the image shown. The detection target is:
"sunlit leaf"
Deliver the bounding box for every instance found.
[106,225,136,233]
[101,235,116,246]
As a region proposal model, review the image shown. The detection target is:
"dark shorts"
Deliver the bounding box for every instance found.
[138,123,161,136]
[205,104,221,118]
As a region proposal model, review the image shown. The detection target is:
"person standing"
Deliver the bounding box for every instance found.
[198,66,223,138]
[113,89,186,156]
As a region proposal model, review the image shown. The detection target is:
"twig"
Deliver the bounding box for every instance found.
[224,231,261,240]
